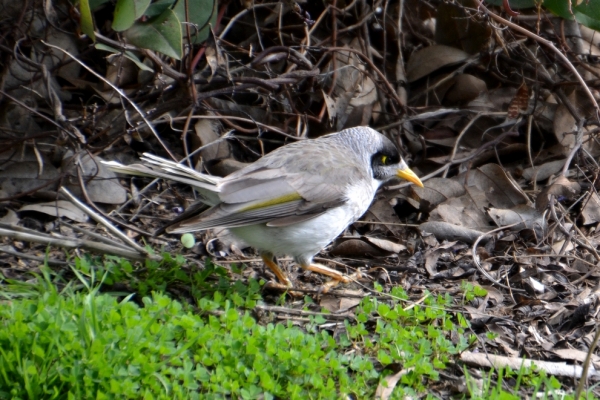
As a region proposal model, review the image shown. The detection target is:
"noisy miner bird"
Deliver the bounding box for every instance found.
[103,126,423,288]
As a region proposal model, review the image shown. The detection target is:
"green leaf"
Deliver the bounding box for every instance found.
[124,8,182,59]
[473,285,488,297]
[485,0,538,9]
[486,0,600,31]
[377,303,391,318]
[79,0,96,40]
[544,0,600,31]
[225,308,238,322]
[94,43,155,72]
[112,0,152,31]
[173,0,218,44]
[89,0,111,9]
[144,0,175,18]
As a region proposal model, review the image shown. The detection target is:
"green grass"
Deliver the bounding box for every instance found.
[0,255,582,399]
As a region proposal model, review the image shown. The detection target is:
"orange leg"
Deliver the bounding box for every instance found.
[320,271,362,293]
[261,253,293,287]
[302,263,351,283]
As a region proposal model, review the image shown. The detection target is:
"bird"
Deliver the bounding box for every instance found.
[103,126,423,288]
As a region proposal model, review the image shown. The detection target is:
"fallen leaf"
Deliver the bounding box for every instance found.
[535,176,581,212]
[419,221,486,244]
[581,192,600,225]
[463,164,531,209]
[443,74,487,105]
[435,0,491,54]
[521,159,566,182]
[408,177,465,211]
[406,45,470,82]
[192,117,231,166]
[487,204,546,235]
[19,200,88,223]
[375,364,414,399]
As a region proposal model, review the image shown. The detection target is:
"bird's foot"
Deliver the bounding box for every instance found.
[263,280,305,297]
[320,270,362,293]
[261,254,293,287]
[303,263,362,293]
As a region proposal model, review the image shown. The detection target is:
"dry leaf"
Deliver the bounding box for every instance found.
[443,74,487,105]
[463,164,531,209]
[487,204,545,233]
[507,82,530,120]
[535,176,581,212]
[581,192,600,225]
[406,45,469,82]
[329,237,398,258]
[408,177,466,211]
[553,89,599,156]
[375,365,413,400]
[435,0,491,54]
[522,159,566,182]
[19,200,88,223]
[192,118,230,165]
[419,221,486,244]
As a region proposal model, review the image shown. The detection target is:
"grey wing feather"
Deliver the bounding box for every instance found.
[219,175,298,204]
[166,200,306,233]
[219,138,364,205]
[166,138,368,232]
[265,199,346,227]
[155,134,372,233]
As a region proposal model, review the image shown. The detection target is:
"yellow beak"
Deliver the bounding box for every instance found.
[397,167,424,187]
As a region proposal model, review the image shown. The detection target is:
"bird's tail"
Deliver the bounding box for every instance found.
[102,153,221,205]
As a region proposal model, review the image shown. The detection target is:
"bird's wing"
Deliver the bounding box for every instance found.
[218,138,366,205]
[166,197,346,233]
[166,145,359,233]
[165,138,370,234]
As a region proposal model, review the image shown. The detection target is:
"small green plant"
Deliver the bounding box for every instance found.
[78,0,218,59]
[0,258,583,398]
[464,364,574,400]
[461,281,488,303]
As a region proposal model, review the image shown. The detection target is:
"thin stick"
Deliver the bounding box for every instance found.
[478,2,599,122]
[59,187,148,255]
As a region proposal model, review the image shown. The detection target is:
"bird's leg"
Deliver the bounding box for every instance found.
[321,271,363,292]
[302,263,351,283]
[261,253,293,287]
[302,263,361,293]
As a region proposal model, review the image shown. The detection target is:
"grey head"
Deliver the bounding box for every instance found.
[322,126,411,183]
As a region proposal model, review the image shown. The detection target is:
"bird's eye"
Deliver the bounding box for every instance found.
[381,155,388,164]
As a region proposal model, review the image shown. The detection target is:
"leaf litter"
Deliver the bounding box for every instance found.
[0,0,600,397]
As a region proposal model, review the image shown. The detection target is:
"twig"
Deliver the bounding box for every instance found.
[42,41,177,160]
[471,222,526,292]
[0,224,156,261]
[58,221,133,251]
[0,245,68,266]
[478,2,600,122]
[254,304,355,319]
[575,325,600,398]
[59,187,149,255]
[562,119,586,176]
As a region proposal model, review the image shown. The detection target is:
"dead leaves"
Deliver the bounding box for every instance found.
[323,38,379,130]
